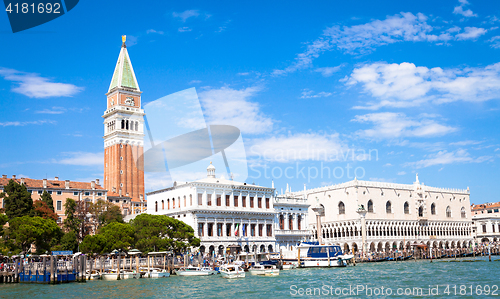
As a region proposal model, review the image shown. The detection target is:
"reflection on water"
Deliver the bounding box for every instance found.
[1,257,499,298]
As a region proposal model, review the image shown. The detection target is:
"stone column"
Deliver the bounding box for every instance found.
[357,207,368,257]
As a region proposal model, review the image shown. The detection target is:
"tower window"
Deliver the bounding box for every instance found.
[135,122,138,131]
[120,170,123,174]
[120,156,123,161]
[120,183,123,187]
[120,144,123,148]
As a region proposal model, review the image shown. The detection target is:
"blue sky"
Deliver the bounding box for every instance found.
[1,0,500,204]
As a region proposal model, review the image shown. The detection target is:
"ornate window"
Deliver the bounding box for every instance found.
[431,203,436,215]
[461,207,466,218]
[446,206,452,218]
[279,215,285,230]
[367,200,374,213]
[418,206,423,217]
[155,201,158,212]
[404,202,409,214]
[339,201,345,215]
[386,201,392,213]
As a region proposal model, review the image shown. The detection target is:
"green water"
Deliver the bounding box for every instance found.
[1,257,499,298]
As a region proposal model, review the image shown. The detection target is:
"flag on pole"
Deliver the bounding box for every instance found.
[235,223,239,236]
[242,224,246,236]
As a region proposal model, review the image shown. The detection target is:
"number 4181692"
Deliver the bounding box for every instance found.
[5,2,61,14]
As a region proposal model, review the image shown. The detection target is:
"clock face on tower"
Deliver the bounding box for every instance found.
[125,97,135,106]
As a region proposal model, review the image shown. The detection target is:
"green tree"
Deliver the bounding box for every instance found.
[6,216,62,254]
[0,214,8,237]
[100,222,135,253]
[63,198,80,233]
[99,204,123,226]
[0,179,33,219]
[89,199,123,231]
[80,234,107,255]
[33,200,58,221]
[40,190,54,212]
[131,214,200,253]
[59,231,78,252]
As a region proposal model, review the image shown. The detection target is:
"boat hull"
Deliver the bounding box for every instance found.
[101,272,140,280]
[220,271,245,279]
[176,270,217,276]
[301,259,347,268]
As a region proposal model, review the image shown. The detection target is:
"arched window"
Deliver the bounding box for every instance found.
[404,202,409,214]
[288,215,293,230]
[161,200,164,210]
[155,201,158,212]
[297,215,302,230]
[121,119,125,129]
[461,207,466,218]
[367,200,373,213]
[126,120,129,130]
[386,201,392,213]
[446,206,452,218]
[135,121,138,131]
[338,201,345,214]
[279,215,284,230]
[418,206,423,217]
[167,198,170,209]
[431,203,436,215]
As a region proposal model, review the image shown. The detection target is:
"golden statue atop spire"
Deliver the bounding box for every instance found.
[122,35,126,43]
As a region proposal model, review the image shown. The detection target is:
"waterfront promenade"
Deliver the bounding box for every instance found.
[0,256,499,298]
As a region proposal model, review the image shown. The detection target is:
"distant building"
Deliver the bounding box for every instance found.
[0,175,106,223]
[471,202,500,243]
[103,37,146,216]
[273,188,310,252]
[288,174,473,253]
[147,163,277,255]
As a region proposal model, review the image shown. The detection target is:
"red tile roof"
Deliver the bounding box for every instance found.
[0,177,105,191]
[471,202,500,211]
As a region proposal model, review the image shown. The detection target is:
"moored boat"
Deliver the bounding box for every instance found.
[101,269,140,280]
[176,265,217,276]
[248,264,280,276]
[220,264,245,279]
[145,268,170,278]
[297,242,354,268]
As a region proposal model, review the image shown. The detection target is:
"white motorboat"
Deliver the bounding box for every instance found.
[101,269,140,280]
[281,261,298,270]
[297,242,354,268]
[176,265,218,276]
[86,269,101,280]
[220,264,245,279]
[248,264,280,276]
[146,268,170,278]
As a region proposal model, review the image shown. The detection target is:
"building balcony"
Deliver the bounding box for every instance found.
[275,229,309,236]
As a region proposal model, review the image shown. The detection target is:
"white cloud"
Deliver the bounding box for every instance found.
[35,107,66,114]
[249,132,351,163]
[272,12,489,76]
[0,68,83,98]
[352,112,457,139]
[198,86,273,134]
[188,80,202,84]
[397,171,406,175]
[455,27,487,40]
[406,149,491,168]
[57,152,103,166]
[453,0,477,17]
[172,10,200,22]
[0,120,56,127]
[300,89,333,99]
[315,65,344,77]
[146,29,164,35]
[178,27,192,32]
[489,36,500,48]
[237,72,250,76]
[347,62,500,109]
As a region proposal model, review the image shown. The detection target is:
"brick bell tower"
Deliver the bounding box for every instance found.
[103,36,145,202]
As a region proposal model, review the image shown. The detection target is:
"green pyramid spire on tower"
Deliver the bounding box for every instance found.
[108,36,140,92]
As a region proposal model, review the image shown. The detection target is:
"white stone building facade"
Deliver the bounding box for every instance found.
[147,164,276,256]
[289,175,473,253]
